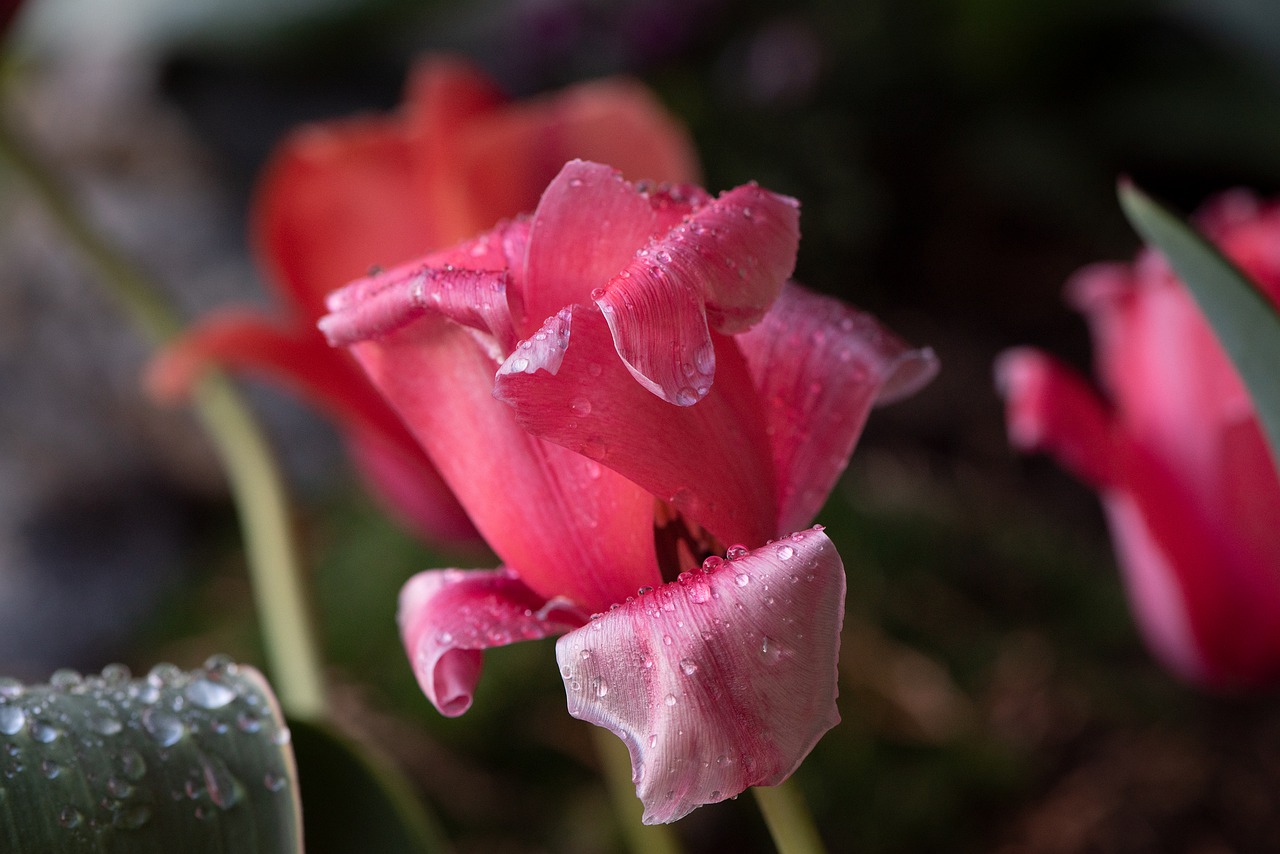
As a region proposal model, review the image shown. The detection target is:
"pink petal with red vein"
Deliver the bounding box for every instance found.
[345,316,662,612]
[593,182,800,405]
[556,527,845,824]
[519,160,702,336]
[736,283,939,532]
[994,347,1118,489]
[495,304,778,549]
[400,568,588,717]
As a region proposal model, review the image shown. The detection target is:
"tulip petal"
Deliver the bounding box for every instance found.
[147,309,476,541]
[736,283,940,532]
[519,160,705,336]
[593,182,800,405]
[254,118,427,322]
[344,315,663,612]
[556,528,844,824]
[400,568,588,717]
[495,304,779,549]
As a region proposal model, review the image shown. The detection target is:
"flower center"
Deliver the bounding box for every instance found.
[653,499,725,584]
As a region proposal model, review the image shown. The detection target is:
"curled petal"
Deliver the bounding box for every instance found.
[556,528,844,824]
[594,182,800,405]
[519,160,705,336]
[495,304,778,548]
[400,569,588,717]
[736,283,939,532]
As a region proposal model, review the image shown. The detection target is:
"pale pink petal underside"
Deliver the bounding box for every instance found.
[400,568,588,717]
[495,304,779,549]
[593,183,800,405]
[736,283,939,532]
[555,528,845,824]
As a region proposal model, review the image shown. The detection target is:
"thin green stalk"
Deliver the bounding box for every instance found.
[590,726,684,854]
[0,109,326,720]
[753,780,826,854]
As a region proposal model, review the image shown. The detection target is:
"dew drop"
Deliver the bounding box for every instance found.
[119,749,147,781]
[688,582,711,604]
[569,397,592,416]
[775,544,795,560]
[664,694,677,707]
[106,777,134,799]
[41,759,62,779]
[0,707,25,736]
[146,663,181,687]
[735,573,751,587]
[674,387,699,406]
[587,362,603,377]
[569,178,584,188]
[89,714,123,736]
[264,772,287,793]
[141,708,184,747]
[185,678,237,710]
[679,659,698,676]
[726,544,749,560]
[580,649,592,660]
[663,635,673,646]
[648,734,658,748]
[49,669,82,690]
[100,663,131,684]
[29,720,60,744]
[201,754,243,809]
[701,555,723,573]
[593,677,609,698]
[0,679,21,700]
[57,805,84,829]
[236,712,262,734]
[638,586,653,596]
[510,357,529,372]
[273,727,291,747]
[113,805,151,830]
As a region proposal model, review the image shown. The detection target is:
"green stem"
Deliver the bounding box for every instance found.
[0,107,326,720]
[753,779,826,854]
[590,726,684,854]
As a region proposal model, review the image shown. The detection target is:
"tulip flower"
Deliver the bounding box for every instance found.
[321,159,937,822]
[147,56,698,541]
[997,189,1280,688]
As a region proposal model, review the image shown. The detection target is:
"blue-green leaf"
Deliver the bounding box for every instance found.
[1118,181,1280,474]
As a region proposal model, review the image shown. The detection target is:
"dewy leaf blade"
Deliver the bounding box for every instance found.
[1119,181,1280,475]
[0,660,302,854]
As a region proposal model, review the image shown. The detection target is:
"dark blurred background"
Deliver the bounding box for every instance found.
[3,0,1280,851]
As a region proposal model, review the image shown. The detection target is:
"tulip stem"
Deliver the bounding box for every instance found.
[590,726,684,854]
[0,109,327,720]
[753,780,826,854]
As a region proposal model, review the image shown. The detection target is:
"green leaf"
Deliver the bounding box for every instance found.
[0,659,301,853]
[1118,181,1280,474]
[290,718,449,854]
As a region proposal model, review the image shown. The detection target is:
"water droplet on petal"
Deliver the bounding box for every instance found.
[679,659,698,676]
[664,694,677,707]
[119,749,147,781]
[29,719,60,744]
[675,387,699,406]
[57,805,84,829]
[593,678,609,698]
[0,679,21,700]
[89,714,122,736]
[735,573,751,587]
[264,773,287,793]
[49,669,81,690]
[776,544,795,560]
[510,357,529,371]
[569,397,592,415]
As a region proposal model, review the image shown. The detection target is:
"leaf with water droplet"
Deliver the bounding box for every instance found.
[0,659,302,853]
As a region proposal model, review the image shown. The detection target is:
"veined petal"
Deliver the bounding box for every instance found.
[346,316,662,612]
[736,283,939,532]
[400,568,588,717]
[556,528,844,824]
[994,347,1118,489]
[494,304,779,549]
[593,182,800,405]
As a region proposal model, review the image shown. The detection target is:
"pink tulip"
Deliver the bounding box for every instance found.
[147,56,698,541]
[322,159,937,822]
[997,190,1280,688]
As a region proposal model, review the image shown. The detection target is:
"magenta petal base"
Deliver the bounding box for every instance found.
[556,528,845,824]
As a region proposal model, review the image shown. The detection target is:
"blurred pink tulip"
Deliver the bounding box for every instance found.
[997,190,1280,688]
[148,56,698,542]
[323,159,937,822]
